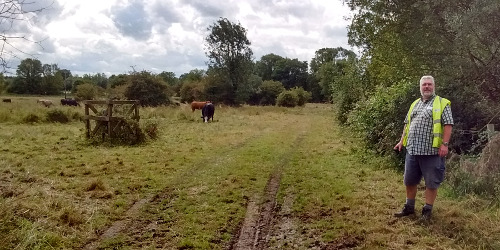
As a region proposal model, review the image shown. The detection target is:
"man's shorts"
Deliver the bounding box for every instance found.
[404,153,445,189]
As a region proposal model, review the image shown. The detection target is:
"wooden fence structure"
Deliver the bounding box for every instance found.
[83,100,140,139]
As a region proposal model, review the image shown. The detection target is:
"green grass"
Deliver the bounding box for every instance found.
[0,98,499,249]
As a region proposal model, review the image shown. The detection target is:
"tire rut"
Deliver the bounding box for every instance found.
[232,133,305,250]
[81,122,292,249]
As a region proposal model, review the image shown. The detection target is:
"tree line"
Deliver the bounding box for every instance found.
[0,17,355,108]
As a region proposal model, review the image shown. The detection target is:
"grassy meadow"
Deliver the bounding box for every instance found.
[0,95,499,249]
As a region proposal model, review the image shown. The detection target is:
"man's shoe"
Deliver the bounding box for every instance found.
[419,206,432,223]
[394,204,415,217]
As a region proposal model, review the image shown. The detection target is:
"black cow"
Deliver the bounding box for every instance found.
[61,99,80,106]
[2,98,11,103]
[201,102,215,123]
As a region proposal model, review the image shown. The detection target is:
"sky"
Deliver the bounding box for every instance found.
[3,0,355,77]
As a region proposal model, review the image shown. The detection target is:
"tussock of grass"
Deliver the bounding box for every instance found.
[86,179,107,191]
[59,207,84,226]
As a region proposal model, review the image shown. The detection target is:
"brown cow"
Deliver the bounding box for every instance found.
[191,101,211,112]
[37,99,53,107]
[2,98,11,103]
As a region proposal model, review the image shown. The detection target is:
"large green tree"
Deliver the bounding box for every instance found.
[205,17,253,105]
[42,64,64,95]
[9,58,43,94]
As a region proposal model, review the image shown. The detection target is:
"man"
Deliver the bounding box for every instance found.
[393,75,453,222]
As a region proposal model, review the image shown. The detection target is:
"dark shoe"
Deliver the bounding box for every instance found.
[394,204,415,217]
[419,206,432,223]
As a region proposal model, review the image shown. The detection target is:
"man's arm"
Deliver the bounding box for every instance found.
[394,124,406,152]
[439,124,453,157]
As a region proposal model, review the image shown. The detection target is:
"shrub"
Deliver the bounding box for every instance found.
[125,71,172,107]
[260,80,285,105]
[276,90,299,107]
[291,87,312,106]
[179,81,204,103]
[75,83,103,100]
[23,113,40,123]
[347,80,419,156]
[46,109,70,123]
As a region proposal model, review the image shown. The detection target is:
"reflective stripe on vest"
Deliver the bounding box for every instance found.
[402,96,450,148]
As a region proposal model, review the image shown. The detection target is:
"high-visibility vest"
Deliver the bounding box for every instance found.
[403,96,450,148]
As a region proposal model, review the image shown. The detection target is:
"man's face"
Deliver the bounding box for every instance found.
[420,80,434,99]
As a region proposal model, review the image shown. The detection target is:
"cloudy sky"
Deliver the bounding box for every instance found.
[4,0,355,77]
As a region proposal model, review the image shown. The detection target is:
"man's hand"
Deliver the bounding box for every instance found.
[394,141,403,152]
[439,144,449,157]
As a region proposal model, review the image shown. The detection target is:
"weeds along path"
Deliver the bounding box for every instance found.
[82,107,312,249]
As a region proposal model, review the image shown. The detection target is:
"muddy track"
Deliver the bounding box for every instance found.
[81,123,293,249]
[231,133,305,250]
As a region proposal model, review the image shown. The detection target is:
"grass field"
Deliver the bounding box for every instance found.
[1,96,499,249]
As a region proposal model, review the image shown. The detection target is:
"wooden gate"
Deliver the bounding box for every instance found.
[83,100,140,139]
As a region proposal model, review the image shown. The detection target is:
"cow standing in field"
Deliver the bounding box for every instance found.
[191,101,211,112]
[201,102,215,123]
[37,99,53,107]
[61,98,80,106]
[2,99,11,103]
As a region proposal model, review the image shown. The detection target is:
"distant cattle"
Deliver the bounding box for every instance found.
[2,98,11,103]
[61,98,80,106]
[201,102,215,123]
[37,99,53,107]
[191,101,211,112]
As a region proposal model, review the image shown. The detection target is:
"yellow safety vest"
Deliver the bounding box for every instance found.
[403,96,450,148]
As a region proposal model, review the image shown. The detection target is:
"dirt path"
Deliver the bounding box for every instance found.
[232,134,304,250]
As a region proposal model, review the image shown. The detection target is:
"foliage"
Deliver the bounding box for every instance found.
[255,54,309,91]
[22,113,41,123]
[347,80,418,156]
[276,90,298,107]
[205,17,253,105]
[8,58,44,94]
[125,71,171,107]
[46,109,70,123]
[343,0,500,154]
[0,73,5,94]
[258,80,285,105]
[179,81,204,103]
[75,83,102,100]
[291,87,312,106]
[108,74,130,88]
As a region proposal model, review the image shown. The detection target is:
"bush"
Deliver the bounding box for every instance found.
[46,110,70,123]
[276,90,299,107]
[179,81,204,103]
[260,80,285,105]
[75,83,103,100]
[23,113,40,123]
[347,80,419,156]
[125,71,172,107]
[291,87,312,106]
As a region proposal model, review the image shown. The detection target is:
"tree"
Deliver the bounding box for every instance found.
[205,17,253,105]
[0,1,53,72]
[41,63,63,95]
[255,53,284,81]
[9,58,43,94]
[0,73,5,94]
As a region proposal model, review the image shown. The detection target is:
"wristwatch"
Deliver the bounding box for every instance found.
[442,142,449,146]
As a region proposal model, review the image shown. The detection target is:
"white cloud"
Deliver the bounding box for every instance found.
[3,0,354,77]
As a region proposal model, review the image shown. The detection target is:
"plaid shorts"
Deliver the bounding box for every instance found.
[404,153,445,189]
